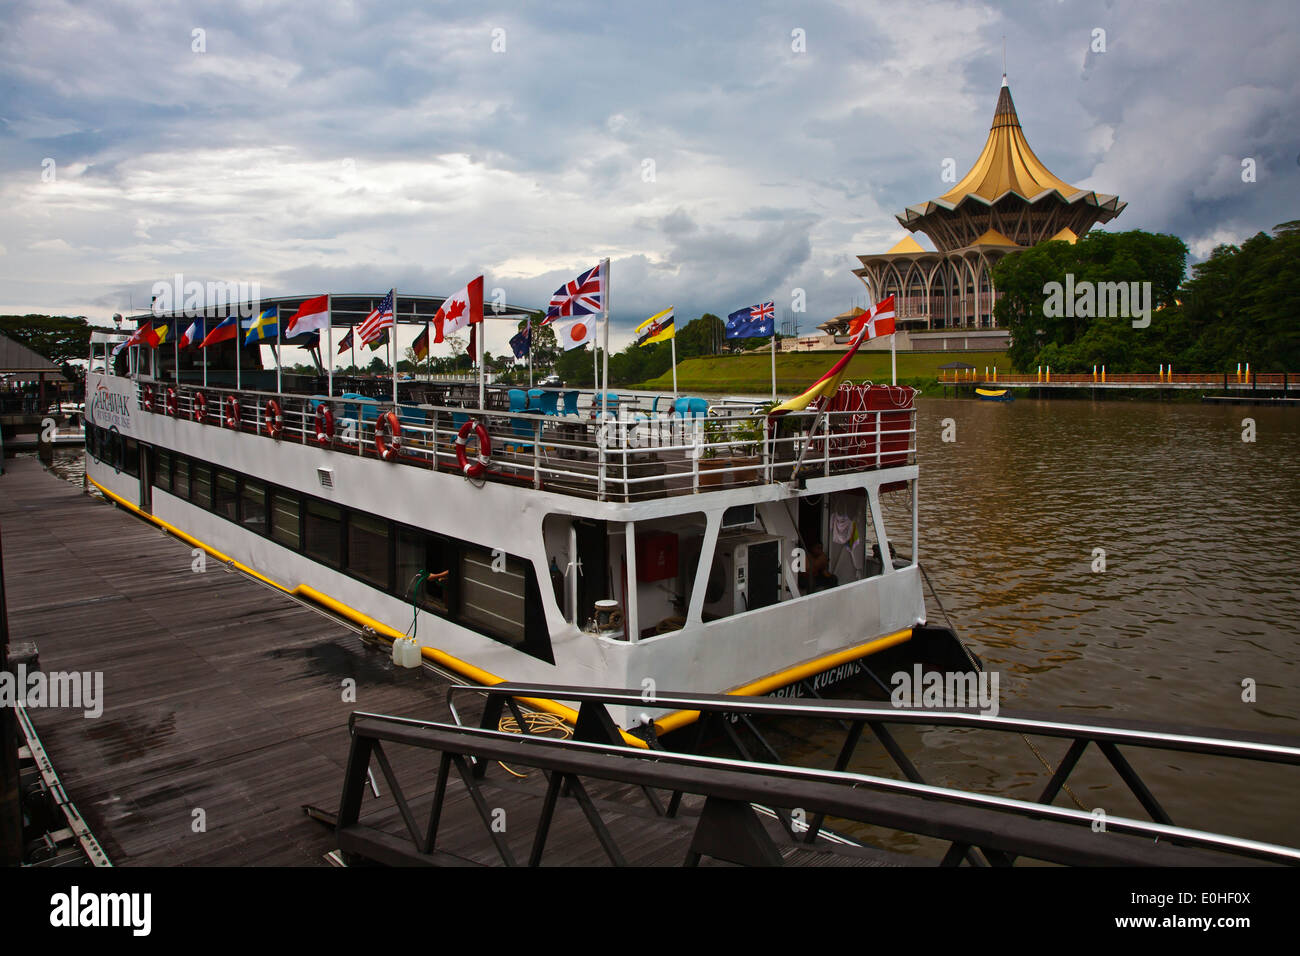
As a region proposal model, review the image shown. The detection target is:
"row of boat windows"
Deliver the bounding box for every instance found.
[85,425,553,664]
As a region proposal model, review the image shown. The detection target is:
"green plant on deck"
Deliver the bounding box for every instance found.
[730,400,778,456]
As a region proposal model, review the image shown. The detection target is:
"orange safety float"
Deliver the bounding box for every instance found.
[313,402,334,446]
[224,395,241,429]
[165,387,178,417]
[141,384,156,413]
[264,399,284,439]
[375,410,402,461]
[455,418,492,479]
[192,390,208,424]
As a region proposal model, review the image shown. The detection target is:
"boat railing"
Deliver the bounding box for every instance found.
[129,378,916,501]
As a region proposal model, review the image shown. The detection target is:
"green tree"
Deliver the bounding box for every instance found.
[0,314,97,384]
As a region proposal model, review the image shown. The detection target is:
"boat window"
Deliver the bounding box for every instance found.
[303,498,343,568]
[214,470,239,522]
[241,479,267,533]
[123,438,140,478]
[270,490,300,550]
[347,512,390,589]
[173,457,191,500]
[458,546,527,646]
[155,450,172,493]
[190,463,212,509]
[876,480,914,569]
[395,527,450,614]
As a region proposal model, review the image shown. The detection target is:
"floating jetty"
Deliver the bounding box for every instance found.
[3,458,1298,867]
[941,371,1297,404]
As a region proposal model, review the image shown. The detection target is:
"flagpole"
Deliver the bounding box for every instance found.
[236,313,242,392]
[275,307,282,399]
[600,257,610,421]
[174,323,179,386]
[391,290,399,408]
[528,317,533,388]
[770,303,777,401]
[477,312,485,410]
[327,295,333,399]
[203,319,208,389]
[671,336,678,397]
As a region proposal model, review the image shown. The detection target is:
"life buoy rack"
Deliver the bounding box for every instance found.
[265,399,284,439]
[224,395,241,430]
[313,402,334,446]
[455,418,492,479]
[375,410,402,461]
[142,385,155,413]
[192,390,208,424]
[165,387,178,417]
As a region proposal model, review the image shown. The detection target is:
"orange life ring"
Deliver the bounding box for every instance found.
[264,399,284,439]
[313,402,334,446]
[224,395,241,429]
[455,418,492,479]
[193,390,208,424]
[165,387,178,417]
[142,385,155,413]
[375,410,402,461]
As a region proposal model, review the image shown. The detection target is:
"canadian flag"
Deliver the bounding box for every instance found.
[433,276,484,343]
[554,314,596,351]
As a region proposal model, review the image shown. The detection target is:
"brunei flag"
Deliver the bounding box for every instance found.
[634,307,674,347]
[769,295,895,416]
[412,325,430,360]
[245,307,279,346]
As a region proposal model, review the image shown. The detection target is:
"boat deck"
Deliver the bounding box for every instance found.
[0,458,908,866]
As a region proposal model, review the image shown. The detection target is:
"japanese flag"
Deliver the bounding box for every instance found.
[555,314,596,350]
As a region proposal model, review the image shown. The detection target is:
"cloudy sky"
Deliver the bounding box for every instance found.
[1,0,1296,357]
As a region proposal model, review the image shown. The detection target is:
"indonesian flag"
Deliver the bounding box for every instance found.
[285,294,330,338]
[554,313,596,351]
[432,276,484,344]
[770,295,896,416]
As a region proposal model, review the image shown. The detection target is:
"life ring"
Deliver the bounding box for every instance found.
[313,402,334,446]
[224,395,241,429]
[375,410,402,461]
[265,399,284,439]
[165,387,178,417]
[192,390,208,424]
[142,385,155,413]
[455,418,492,479]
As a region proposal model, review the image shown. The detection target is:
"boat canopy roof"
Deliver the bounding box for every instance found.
[126,293,539,326]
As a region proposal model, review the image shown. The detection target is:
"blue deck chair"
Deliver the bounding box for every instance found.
[536,390,560,416]
[527,389,544,410]
[508,389,528,413]
[561,390,580,416]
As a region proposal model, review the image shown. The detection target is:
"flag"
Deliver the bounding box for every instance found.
[726,302,775,339]
[412,325,430,360]
[179,318,205,349]
[544,263,603,323]
[285,295,329,338]
[770,295,896,416]
[151,324,170,347]
[554,314,595,351]
[358,289,395,345]
[367,328,389,351]
[508,319,531,359]
[467,323,477,362]
[245,307,279,346]
[198,315,240,349]
[635,307,674,347]
[432,276,484,343]
[123,321,156,349]
[337,327,354,355]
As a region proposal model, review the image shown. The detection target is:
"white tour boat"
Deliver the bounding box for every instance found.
[82,293,941,733]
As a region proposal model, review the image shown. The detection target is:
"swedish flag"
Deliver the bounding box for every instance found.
[245,306,279,346]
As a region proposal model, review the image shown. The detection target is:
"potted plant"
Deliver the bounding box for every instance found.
[728,401,776,483]
[697,415,728,486]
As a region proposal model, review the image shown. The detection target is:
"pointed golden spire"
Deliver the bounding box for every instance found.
[939,83,1080,204]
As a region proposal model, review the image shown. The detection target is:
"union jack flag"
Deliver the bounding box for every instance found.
[544,263,603,323]
[358,289,395,345]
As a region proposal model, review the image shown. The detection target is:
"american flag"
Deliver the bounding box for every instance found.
[358,289,395,345]
[544,263,603,323]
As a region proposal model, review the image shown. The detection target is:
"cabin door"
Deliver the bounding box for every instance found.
[139,444,153,514]
[573,519,609,630]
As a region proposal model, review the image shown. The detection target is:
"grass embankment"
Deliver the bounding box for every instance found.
[633,351,1008,396]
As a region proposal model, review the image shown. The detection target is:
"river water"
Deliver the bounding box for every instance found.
[23,401,1300,855]
[773,396,1300,855]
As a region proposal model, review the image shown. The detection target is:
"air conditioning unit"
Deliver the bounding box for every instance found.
[702,533,782,619]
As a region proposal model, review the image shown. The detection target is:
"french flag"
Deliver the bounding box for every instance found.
[179,317,205,349]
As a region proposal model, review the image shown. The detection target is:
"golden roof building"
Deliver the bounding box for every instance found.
[847,78,1125,347]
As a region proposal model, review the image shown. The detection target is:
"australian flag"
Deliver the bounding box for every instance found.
[545,263,603,323]
[726,301,775,339]
[509,319,532,359]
